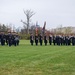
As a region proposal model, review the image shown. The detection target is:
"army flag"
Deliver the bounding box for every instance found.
[42,21,46,35]
[35,22,38,35]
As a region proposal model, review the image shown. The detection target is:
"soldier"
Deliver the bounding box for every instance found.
[8,32,12,46]
[0,32,5,46]
[12,33,19,46]
[59,35,63,46]
[30,33,34,45]
[53,35,56,45]
[68,35,71,45]
[5,34,9,45]
[39,34,43,46]
[60,35,63,45]
[71,35,75,46]
[16,35,20,46]
[49,34,52,45]
[14,35,18,46]
[0,32,1,45]
[65,35,68,46]
[44,33,48,46]
[56,35,60,45]
[35,34,38,46]
[62,35,65,45]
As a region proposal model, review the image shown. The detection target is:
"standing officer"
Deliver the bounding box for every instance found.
[5,34,9,45]
[53,35,56,45]
[30,33,34,45]
[35,34,38,46]
[44,33,48,46]
[16,35,20,46]
[68,35,71,45]
[39,34,43,46]
[65,35,68,46]
[71,35,75,46]
[8,32,12,46]
[1,32,5,46]
[49,34,52,45]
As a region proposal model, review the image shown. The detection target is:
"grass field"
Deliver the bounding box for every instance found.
[0,40,75,75]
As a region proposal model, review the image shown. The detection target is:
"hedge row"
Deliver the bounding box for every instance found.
[19,34,30,40]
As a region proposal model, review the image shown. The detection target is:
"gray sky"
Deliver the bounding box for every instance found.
[0,0,75,29]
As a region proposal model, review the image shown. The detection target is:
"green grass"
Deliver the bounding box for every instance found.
[0,40,75,75]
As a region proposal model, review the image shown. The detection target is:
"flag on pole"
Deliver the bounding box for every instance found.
[42,21,46,35]
[35,27,38,34]
[35,21,38,35]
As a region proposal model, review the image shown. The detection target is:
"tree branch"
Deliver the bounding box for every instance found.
[21,20,27,25]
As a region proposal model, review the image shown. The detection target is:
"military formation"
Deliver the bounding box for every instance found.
[30,33,75,46]
[0,32,20,46]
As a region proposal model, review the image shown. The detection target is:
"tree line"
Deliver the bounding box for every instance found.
[0,9,75,40]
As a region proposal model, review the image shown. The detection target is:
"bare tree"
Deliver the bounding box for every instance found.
[21,9,35,34]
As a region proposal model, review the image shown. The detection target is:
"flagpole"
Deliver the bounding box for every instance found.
[42,21,46,36]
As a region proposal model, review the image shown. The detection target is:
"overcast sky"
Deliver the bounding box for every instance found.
[0,0,75,29]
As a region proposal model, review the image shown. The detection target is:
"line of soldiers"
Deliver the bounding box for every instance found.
[30,33,75,46]
[0,32,20,46]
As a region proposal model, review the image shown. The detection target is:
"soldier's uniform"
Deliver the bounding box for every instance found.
[35,34,38,46]
[62,36,66,45]
[68,36,71,45]
[56,35,60,45]
[16,35,20,46]
[30,34,34,45]
[1,32,5,46]
[39,34,43,46]
[59,35,63,46]
[44,34,48,46]
[53,35,56,45]
[65,36,68,46]
[49,34,52,45]
[8,33,12,46]
[0,33,1,45]
[71,35,75,46]
[5,34,9,45]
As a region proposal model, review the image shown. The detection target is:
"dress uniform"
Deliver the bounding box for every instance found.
[53,35,56,45]
[39,34,43,46]
[1,32,5,46]
[8,33,12,46]
[35,34,38,46]
[49,34,52,45]
[30,34,34,45]
[71,35,75,46]
[44,34,48,46]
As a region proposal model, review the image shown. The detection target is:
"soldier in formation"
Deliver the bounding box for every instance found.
[0,32,20,46]
[35,34,38,46]
[30,33,75,46]
[44,33,48,46]
[30,33,34,45]
[39,34,43,46]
